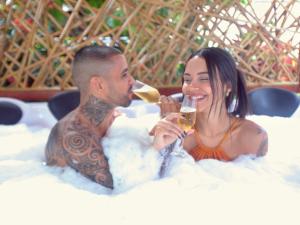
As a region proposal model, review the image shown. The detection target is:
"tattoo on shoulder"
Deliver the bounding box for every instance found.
[256,130,268,157]
[81,95,113,126]
[256,126,265,134]
[62,121,113,188]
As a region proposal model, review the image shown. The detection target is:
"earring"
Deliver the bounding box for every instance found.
[226,90,231,97]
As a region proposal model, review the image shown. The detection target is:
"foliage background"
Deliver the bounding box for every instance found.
[0,0,299,90]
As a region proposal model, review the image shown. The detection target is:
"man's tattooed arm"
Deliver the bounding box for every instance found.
[62,121,113,189]
[45,124,66,166]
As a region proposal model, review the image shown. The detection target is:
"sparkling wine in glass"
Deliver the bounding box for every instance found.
[132,80,160,103]
[173,95,197,156]
[159,95,197,176]
[178,95,197,132]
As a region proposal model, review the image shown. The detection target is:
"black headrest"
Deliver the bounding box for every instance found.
[48,90,80,120]
[0,101,23,125]
[248,87,299,117]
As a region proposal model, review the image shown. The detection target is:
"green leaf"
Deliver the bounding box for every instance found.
[91,40,98,46]
[54,0,64,6]
[52,59,60,68]
[106,17,122,28]
[121,29,129,37]
[173,13,182,24]
[0,3,5,11]
[48,8,67,26]
[114,7,125,17]
[195,36,204,45]
[83,8,92,15]
[0,18,5,26]
[58,69,65,76]
[47,20,56,33]
[240,0,248,6]
[157,7,169,17]
[241,31,254,41]
[129,25,136,33]
[86,0,105,9]
[121,25,136,36]
[176,63,185,77]
[34,43,48,56]
[222,0,234,7]
[63,36,74,46]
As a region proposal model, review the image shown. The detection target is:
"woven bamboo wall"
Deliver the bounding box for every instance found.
[0,0,299,90]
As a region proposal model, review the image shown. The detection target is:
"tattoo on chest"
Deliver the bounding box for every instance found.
[81,95,113,126]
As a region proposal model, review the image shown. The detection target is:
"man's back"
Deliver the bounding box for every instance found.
[45,45,135,189]
[45,111,113,188]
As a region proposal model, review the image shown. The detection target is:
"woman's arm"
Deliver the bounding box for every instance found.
[254,127,268,157]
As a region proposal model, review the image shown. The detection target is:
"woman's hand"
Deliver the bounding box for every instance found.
[158,95,181,118]
[149,113,185,151]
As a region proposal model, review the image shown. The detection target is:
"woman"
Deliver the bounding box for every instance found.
[157,47,268,161]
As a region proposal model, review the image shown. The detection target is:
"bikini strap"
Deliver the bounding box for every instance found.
[217,119,239,146]
[195,119,239,149]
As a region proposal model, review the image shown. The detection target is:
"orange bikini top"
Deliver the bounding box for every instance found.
[189,120,240,162]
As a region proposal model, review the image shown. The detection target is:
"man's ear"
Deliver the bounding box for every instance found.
[90,76,105,96]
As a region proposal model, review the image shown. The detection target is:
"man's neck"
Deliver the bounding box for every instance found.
[79,95,114,127]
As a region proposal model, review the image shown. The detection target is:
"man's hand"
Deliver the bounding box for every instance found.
[159,95,181,118]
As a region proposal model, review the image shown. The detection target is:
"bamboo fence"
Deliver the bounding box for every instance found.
[0,0,299,91]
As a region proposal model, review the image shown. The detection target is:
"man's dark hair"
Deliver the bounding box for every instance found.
[72,45,122,92]
[73,45,122,64]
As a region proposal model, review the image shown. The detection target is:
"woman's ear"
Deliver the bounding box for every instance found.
[224,83,232,97]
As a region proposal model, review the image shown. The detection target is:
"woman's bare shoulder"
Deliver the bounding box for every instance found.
[237,119,268,157]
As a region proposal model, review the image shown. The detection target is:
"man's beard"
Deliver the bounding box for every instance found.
[117,92,132,107]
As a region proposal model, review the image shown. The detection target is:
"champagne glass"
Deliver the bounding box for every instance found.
[159,95,197,176]
[132,80,160,103]
[172,95,197,156]
[178,95,197,133]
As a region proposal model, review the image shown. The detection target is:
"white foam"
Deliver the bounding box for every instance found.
[1,103,300,225]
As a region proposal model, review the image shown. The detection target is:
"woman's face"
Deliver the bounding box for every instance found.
[182,56,225,113]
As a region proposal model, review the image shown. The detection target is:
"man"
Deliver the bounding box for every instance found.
[45,45,185,189]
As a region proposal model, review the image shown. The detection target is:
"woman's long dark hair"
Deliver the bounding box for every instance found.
[185,47,248,118]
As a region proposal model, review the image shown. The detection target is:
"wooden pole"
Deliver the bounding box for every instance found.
[298,45,300,92]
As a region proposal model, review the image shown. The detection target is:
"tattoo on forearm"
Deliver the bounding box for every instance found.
[81,95,113,126]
